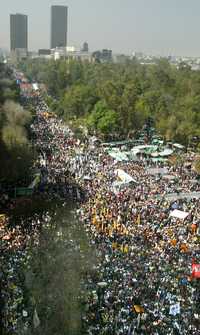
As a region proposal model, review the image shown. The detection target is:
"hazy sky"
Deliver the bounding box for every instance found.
[1,0,200,56]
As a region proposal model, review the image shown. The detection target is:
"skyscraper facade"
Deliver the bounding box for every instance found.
[10,14,28,51]
[51,5,68,49]
[82,42,89,53]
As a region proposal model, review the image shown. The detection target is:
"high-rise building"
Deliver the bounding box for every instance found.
[10,13,28,51]
[82,42,89,53]
[51,5,68,49]
[92,49,113,63]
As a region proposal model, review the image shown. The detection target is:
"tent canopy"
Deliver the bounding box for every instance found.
[108,150,129,162]
[170,209,189,220]
[173,143,185,150]
[159,148,173,157]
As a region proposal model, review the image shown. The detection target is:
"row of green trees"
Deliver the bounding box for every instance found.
[0,63,34,186]
[19,58,200,143]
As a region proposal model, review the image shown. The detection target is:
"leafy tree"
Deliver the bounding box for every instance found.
[62,84,98,120]
[87,101,119,136]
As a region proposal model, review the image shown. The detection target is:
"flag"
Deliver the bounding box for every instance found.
[192,263,200,279]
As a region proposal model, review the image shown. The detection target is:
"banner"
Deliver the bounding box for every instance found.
[192,263,200,279]
[15,188,33,196]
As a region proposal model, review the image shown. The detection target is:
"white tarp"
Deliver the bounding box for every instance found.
[162,174,176,180]
[170,209,189,220]
[131,147,142,155]
[131,145,157,155]
[109,150,129,162]
[32,83,39,91]
[159,148,173,156]
[83,175,92,181]
[147,167,169,175]
[151,152,159,157]
[173,143,184,150]
[115,169,136,184]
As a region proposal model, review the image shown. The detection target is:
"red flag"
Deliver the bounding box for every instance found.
[192,263,200,279]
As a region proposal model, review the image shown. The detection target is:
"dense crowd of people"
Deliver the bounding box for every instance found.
[32,93,200,334]
[1,85,200,334]
[0,211,47,333]
[80,157,200,334]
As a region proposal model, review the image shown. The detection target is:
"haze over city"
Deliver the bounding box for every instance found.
[1,0,200,56]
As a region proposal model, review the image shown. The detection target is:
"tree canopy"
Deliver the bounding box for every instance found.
[0,63,34,185]
[19,58,200,143]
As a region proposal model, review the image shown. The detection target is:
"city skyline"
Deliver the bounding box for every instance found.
[1,0,200,56]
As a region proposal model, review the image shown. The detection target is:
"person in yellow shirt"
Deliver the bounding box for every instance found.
[120,244,124,253]
[124,244,129,253]
[112,242,118,250]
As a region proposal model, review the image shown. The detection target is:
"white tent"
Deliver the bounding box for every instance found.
[170,209,189,220]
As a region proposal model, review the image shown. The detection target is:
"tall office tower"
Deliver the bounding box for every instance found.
[82,42,89,53]
[10,14,28,51]
[51,5,68,49]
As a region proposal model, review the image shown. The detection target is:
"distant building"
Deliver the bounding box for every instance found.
[92,49,112,63]
[55,45,92,62]
[52,47,66,60]
[10,13,28,57]
[102,49,112,62]
[132,51,143,59]
[66,46,77,53]
[51,5,68,49]
[82,42,89,53]
[38,49,51,56]
[66,51,92,62]
[113,54,131,64]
